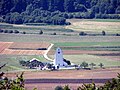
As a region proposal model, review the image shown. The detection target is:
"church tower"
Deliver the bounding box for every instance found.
[54,47,67,68]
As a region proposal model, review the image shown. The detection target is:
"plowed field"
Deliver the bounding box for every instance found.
[0,42,50,55]
[48,50,120,55]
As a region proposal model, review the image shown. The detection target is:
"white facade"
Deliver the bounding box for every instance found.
[54,47,67,68]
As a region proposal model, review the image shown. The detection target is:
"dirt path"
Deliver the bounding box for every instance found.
[43,43,54,61]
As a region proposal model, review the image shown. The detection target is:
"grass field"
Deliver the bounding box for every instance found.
[64,55,120,67]
[53,42,120,51]
[54,42,120,47]
[66,19,120,33]
[48,54,120,67]
[0,55,49,72]
[0,19,120,72]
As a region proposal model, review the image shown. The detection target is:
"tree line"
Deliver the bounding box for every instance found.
[1,28,120,36]
[0,0,120,25]
[0,0,120,14]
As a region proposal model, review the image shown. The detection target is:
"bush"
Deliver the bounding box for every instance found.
[39,30,43,34]
[55,86,63,90]
[80,61,88,68]
[0,29,3,33]
[63,59,71,65]
[8,30,13,33]
[3,30,8,33]
[53,32,57,35]
[14,30,19,34]
[79,32,87,36]
[102,31,106,36]
[22,31,26,34]
[116,33,120,36]
[65,22,71,25]
[63,85,70,90]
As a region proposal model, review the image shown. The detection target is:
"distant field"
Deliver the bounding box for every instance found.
[54,42,120,47]
[0,42,50,55]
[66,19,120,33]
[53,42,120,51]
[0,23,74,35]
[64,55,120,67]
[1,19,120,34]
[0,19,120,71]
[48,53,120,67]
[0,34,119,71]
[0,55,49,72]
[0,34,119,43]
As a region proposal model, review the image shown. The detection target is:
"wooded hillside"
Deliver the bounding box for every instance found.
[0,0,120,25]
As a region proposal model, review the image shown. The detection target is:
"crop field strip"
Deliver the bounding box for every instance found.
[66,19,120,33]
[0,42,50,55]
[48,41,120,55]
[48,50,120,55]
[9,42,50,50]
[0,42,13,53]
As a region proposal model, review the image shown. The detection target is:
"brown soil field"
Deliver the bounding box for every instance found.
[5,68,120,90]
[6,68,120,79]
[9,42,50,50]
[0,42,13,53]
[48,49,120,62]
[48,50,120,55]
[1,49,45,55]
[0,42,50,55]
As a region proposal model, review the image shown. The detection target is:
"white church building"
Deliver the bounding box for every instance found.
[53,47,68,69]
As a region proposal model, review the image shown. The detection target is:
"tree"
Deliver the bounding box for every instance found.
[0,29,3,33]
[19,60,27,66]
[102,30,106,35]
[3,30,8,33]
[53,32,57,35]
[0,0,13,15]
[39,30,43,35]
[64,0,75,12]
[116,33,120,36]
[22,31,26,34]
[52,15,66,25]
[116,6,120,14]
[25,4,34,15]
[0,72,25,90]
[79,31,87,36]
[98,63,104,68]
[10,0,27,13]
[89,63,96,69]
[77,83,96,90]
[8,30,13,33]
[63,85,70,90]
[53,0,64,11]
[55,86,63,90]
[14,30,19,34]
[99,73,120,89]
[74,4,87,12]
[80,61,88,68]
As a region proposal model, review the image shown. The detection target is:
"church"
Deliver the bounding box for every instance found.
[53,47,68,69]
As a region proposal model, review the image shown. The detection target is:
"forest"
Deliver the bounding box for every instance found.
[0,0,120,25]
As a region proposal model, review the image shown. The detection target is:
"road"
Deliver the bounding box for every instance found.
[25,78,112,84]
[43,43,54,61]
